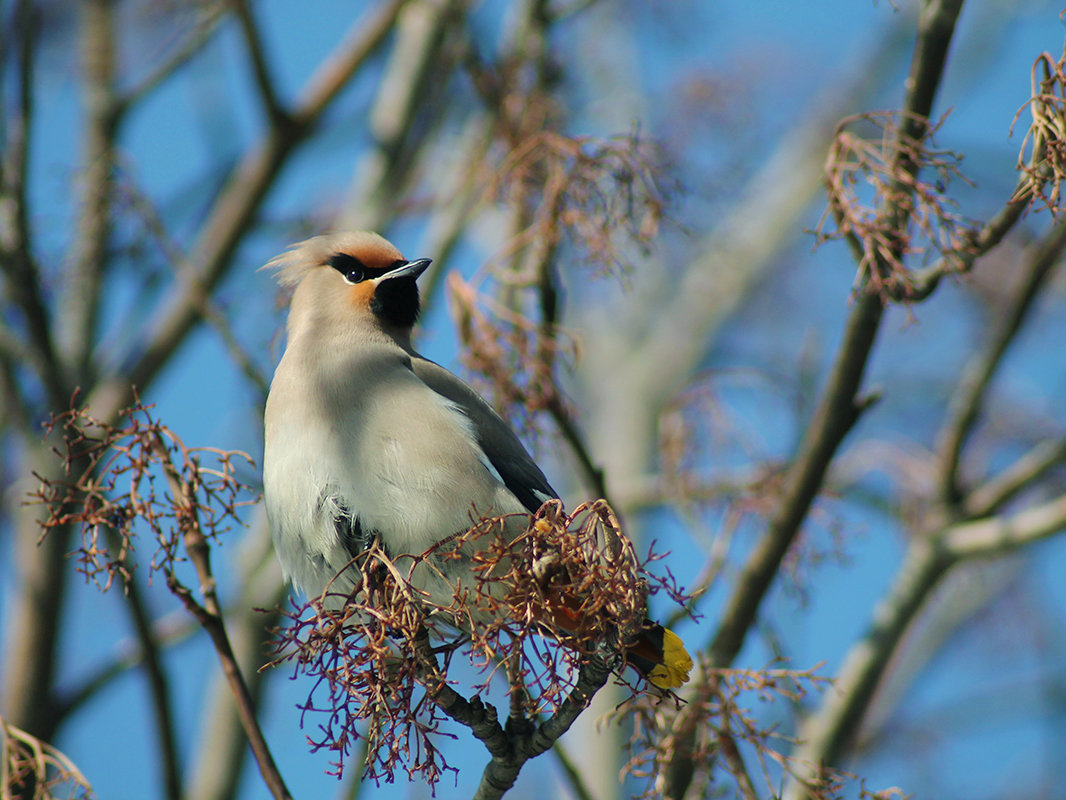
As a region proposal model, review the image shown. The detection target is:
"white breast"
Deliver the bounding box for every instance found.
[263,341,526,605]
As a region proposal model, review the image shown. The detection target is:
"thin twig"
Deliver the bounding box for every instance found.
[233,0,286,122]
[154,439,293,800]
[111,543,183,800]
[901,172,1034,301]
[88,0,408,422]
[62,0,119,381]
[962,436,1066,519]
[53,610,198,720]
[119,3,228,111]
[937,215,1066,505]
[550,740,597,800]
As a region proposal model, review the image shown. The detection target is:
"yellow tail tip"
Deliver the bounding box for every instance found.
[647,628,693,690]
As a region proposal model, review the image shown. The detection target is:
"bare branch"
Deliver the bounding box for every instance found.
[0,0,63,404]
[963,436,1066,519]
[233,0,286,122]
[113,550,182,800]
[118,3,228,112]
[188,518,288,800]
[87,0,408,422]
[61,0,119,380]
[667,3,967,796]
[707,296,883,669]
[937,215,1066,505]
[786,488,1066,800]
[339,0,462,231]
[153,442,293,800]
[468,657,611,800]
[34,404,291,800]
[942,491,1066,558]
[784,542,947,800]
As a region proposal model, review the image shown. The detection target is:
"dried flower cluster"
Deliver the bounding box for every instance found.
[816,110,978,300]
[615,658,832,800]
[490,131,667,277]
[1012,46,1066,213]
[1,716,94,800]
[32,401,255,595]
[449,273,576,438]
[270,499,687,788]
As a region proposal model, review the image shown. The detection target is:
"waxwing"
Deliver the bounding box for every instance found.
[262,231,691,689]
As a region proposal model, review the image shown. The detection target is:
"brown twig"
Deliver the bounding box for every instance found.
[0,715,94,800]
[152,437,292,800]
[269,500,681,793]
[33,403,289,800]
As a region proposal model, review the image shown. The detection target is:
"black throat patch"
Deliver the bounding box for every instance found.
[370,275,421,328]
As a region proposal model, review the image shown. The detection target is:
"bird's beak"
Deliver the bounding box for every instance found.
[377,258,432,283]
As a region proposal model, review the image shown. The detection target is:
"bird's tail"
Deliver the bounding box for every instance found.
[624,621,693,690]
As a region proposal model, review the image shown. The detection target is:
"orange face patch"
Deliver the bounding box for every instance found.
[346,280,377,310]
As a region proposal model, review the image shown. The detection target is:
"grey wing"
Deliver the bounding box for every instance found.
[410,356,558,513]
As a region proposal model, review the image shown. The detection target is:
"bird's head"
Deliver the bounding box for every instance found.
[264,231,432,335]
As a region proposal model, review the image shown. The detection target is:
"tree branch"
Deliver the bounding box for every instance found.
[410,629,611,800]
[61,0,119,382]
[233,0,286,122]
[937,215,1066,505]
[943,491,1066,558]
[0,0,63,406]
[339,0,462,231]
[963,435,1066,519]
[156,440,293,800]
[118,3,228,113]
[707,295,883,670]
[666,3,967,797]
[86,0,407,423]
[784,488,1066,800]
[114,552,183,800]
[783,540,948,800]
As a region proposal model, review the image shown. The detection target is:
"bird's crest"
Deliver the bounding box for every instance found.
[262,231,404,288]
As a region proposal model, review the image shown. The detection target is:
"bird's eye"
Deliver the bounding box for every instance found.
[329,253,369,284]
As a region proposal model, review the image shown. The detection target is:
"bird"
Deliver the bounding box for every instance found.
[262,231,692,690]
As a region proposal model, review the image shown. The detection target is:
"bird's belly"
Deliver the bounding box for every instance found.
[264,393,527,607]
